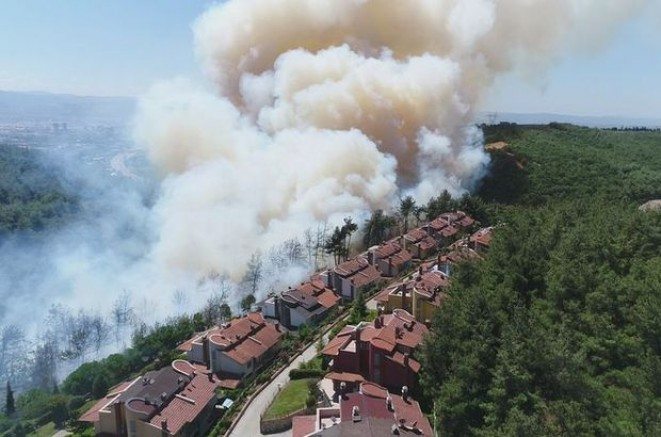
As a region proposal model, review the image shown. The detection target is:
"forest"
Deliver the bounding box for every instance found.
[0,125,659,435]
[421,124,661,435]
[0,146,76,236]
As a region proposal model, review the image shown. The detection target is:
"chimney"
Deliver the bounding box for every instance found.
[403,353,409,368]
[418,266,423,276]
[202,335,210,369]
[402,385,409,402]
[437,253,441,268]
[326,271,333,289]
[374,316,381,329]
[161,419,168,432]
[388,257,393,276]
[386,394,393,412]
[208,372,214,382]
[367,250,374,265]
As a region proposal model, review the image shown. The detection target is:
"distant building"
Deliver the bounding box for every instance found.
[79,360,221,437]
[331,257,382,300]
[292,381,433,436]
[178,312,283,380]
[368,239,413,277]
[321,309,428,393]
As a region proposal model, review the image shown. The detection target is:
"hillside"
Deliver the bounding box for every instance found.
[0,146,77,236]
[421,124,661,435]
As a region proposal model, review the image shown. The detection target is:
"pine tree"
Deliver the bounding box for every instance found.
[5,381,15,416]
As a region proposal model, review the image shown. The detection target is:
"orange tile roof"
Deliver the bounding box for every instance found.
[149,370,220,435]
[404,228,428,243]
[335,257,370,277]
[373,240,403,259]
[292,415,317,437]
[470,227,493,247]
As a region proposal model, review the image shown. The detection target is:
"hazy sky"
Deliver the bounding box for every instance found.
[1,0,660,118]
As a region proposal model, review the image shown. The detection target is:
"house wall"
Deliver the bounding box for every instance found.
[334,349,360,374]
[376,259,391,276]
[339,277,354,299]
[96,409,118,436]
[289,308,309,328]
[188,343,205,364]
[216,351,249,376]
[263,299,277,319]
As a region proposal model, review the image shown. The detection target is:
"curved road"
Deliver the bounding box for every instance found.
[229,334,328,437]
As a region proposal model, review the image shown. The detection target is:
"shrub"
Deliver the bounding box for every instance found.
[289,368,325,380]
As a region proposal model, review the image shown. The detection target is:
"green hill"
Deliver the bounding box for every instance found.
[421,124,661,436]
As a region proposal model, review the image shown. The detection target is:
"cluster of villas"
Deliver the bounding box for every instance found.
[79,211,493,436]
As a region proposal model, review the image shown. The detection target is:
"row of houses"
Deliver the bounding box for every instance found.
[79,212,489,436]
[300,224,495,436]
[81,312,286,436]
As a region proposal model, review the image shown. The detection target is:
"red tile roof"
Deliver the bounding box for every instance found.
[470,227,493,247]
[149,368,220,435]
[335,257,370,277]
[404,228,428,244]
[292,415,317,437]
[349,264,382,288]
[373,240,403,259]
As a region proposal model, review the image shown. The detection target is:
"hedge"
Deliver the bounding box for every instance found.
[289,368,326,380]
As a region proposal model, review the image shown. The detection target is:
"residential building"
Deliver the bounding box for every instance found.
[332,256,382,300]
[79,360,221,437]
[292,381,433,436]
[402,227,438,259]
[368,239,413,277]
[321,309,428,393]
[470,226,493,252]
[437,246,482,277]
[263,276,341,329]
[178,312,283,380]
[376,267,449,323]
[424,211,475,245]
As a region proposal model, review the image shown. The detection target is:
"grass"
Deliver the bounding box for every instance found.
[263,378,315,420]
[30,422,56,437]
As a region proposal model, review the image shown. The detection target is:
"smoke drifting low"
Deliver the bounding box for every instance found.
[136,0,648,281]
[0,0,650,390]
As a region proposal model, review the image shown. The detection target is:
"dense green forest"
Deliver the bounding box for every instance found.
[0,146,76,236]
[421,124,661,435]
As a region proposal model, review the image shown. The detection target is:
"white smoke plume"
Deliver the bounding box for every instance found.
[135,0,648,282]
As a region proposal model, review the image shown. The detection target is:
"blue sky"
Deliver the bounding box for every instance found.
[1,0,659,118]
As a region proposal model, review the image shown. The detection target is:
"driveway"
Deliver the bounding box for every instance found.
[229,334,329,437]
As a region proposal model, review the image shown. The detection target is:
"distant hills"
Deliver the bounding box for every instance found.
[1,90,660,129]
[478,111,661,129]
[0,90,135,126]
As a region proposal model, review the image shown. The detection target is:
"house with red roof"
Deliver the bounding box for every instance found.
[424,211,475,245]
[178,312,283,380]
[368,239,413,277]
[403,227,438,259]
[262,277,340,329]
[331,256,382,300]
[470,226,494,253]
[321,309,428,393]
[437,245,482,277]
[375,266,449,323]
[292,381,433,436]
[79,360,222,437]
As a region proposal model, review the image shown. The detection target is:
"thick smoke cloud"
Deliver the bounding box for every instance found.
[136,0,648,281]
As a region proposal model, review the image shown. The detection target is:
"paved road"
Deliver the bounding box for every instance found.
[229,334,329,437]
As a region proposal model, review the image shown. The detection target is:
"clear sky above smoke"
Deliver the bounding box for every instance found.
[0,0,659,118]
